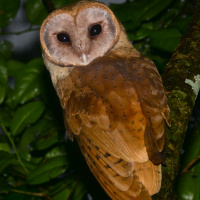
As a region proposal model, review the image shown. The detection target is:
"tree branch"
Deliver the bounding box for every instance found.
[182,155,200,173]
[153,5,200,200]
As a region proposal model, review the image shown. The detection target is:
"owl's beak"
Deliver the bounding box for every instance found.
[80,53,88,64]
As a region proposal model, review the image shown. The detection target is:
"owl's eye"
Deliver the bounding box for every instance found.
[57,33,71,43]
[89,24,102,37]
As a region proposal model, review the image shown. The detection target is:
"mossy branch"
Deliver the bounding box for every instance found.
[153,5,200,200]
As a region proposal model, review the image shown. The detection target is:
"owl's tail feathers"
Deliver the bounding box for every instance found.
[76,133,161,200]
[134,161,161,196]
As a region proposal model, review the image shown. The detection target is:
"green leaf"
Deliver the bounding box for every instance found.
[0,143,11,153]
[129,26,152,41]
[11,58,44,106]
[26,0,48,25]
[0,176,10,195]
[11,158,36,174]
[30,156,43,165]
[19,151,32,162]
[150,28,181,52]
[53,186,72,200]
[176,173,195,200]
[0,0,20,28]
[50,179,75,200]
[142,0,173,20]
[0,59,8,104]
[0,59,8,87]
[19,118,53,151]
[72,182,85,200]
[0,107,12,127]
[111,4,142,29]
[6,59,25,77]
[51,0,79,9]
[19,119,46,152]
[0,40,12,59]
[194,177,200,200]
[27,156,69,185]
[177,15,193,33]
[0,151,14,172]
[0,83,6,104]
[134,22,154,39]
[194,160,200,176]
[111,0,173,30]
[180,132,200,171]
[34,126,60,150]
[51,0,68,8]
[52,180,85,200]
[45,146,66,159]
[11,101,45,136]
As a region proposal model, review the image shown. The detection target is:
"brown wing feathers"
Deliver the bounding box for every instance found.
[76,133,152,200]
[56,55,168,199]
[112,56,170,164]
[77,133,134,191]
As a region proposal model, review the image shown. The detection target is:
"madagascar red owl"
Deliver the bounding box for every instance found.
[40,1,170,199]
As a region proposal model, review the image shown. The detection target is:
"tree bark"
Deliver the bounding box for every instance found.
[153,4,200,200]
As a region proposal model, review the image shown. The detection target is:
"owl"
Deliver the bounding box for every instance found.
[40,1,170,199]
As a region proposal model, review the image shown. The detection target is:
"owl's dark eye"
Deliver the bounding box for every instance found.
[57,33,70,43]
[89,24,102,37]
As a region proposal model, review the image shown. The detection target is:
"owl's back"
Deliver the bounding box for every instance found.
[55,53,170,199]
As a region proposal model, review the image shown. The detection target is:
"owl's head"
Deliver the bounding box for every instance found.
[40,1,121,67]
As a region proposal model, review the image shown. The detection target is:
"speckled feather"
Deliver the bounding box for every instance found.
[40,1,170,199]
[55,53,169,199]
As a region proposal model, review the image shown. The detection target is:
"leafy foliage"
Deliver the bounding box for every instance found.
[175,123,200,200]
[0,0,20,28]
[0,0,198,199]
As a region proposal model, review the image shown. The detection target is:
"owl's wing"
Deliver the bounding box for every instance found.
[76,132,159,200]
[113,56,171,164]
[57,56,168,198]
[62,56,170,164]
[62,62,150,164]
